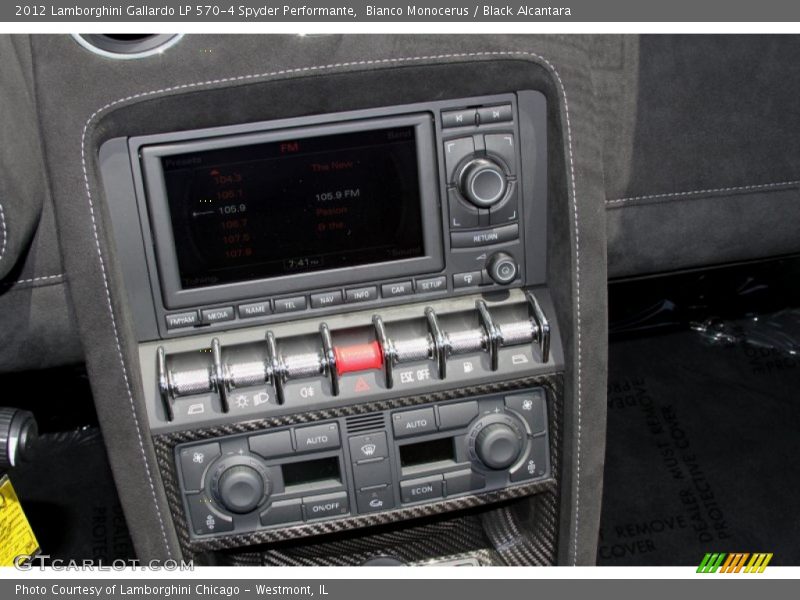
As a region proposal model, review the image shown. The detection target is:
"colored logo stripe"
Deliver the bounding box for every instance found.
[697,553,773,573]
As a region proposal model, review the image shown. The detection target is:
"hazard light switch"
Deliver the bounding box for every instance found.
[333,341,383,376]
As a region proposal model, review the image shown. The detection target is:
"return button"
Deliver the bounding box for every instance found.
[450,223,519,248]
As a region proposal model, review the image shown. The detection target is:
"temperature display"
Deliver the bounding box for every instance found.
[161,126,425,289]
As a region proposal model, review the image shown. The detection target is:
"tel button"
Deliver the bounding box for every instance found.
[274,296,307,313]
[400,475,444,503]
[303,492,349,520]
[392,407,437,438]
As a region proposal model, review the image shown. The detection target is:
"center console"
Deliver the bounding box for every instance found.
[100,90,564,562]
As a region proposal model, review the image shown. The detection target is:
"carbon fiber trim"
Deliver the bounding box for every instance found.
[153,374,562,562]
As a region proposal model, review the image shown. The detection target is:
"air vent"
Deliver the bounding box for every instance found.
[345,413,386,434]
[72,34,183,60]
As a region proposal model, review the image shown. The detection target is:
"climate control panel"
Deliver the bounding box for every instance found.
[175,389,551,539]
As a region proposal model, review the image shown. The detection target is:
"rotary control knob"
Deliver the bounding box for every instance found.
[0,408,38,470]
[486,252,518,285]
[458,157,508,208]
[475,423,524,470]
[211,457,270,514]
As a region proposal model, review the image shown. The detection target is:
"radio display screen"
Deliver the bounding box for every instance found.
[160,126,425,289]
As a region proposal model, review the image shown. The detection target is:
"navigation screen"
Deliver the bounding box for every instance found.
[160,126,425,289]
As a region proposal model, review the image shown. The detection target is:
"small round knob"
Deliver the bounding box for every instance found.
[216,465,265,514]
[475,423,523,470]
[458,158,507,208]
[486,252,518,285]
[0,408,38,469]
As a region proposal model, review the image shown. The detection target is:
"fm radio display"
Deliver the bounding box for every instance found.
[161,126,425,289]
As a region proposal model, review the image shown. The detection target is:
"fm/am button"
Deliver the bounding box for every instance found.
[392,407,436,438]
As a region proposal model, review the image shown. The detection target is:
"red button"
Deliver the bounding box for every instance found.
[334,341,383,376]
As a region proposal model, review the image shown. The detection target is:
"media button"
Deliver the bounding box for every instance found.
[201,306,234,324]
[310,290,344,309]
[415,276,447,293]
[450,224,519,248]
[381,281,414,298]
[238,301,271,319]
[274,296,307,313]
[345,286,378,304]
[165,311,199,330]
[400,475,444,503]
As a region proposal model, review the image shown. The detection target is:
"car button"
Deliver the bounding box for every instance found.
[381,281,414,298]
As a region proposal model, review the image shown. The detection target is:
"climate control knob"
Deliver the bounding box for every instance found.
[216,465,265,514]
[210,455,271,514]
[475,423,524,470]
[458,157,508,208]
[486,252,518,285]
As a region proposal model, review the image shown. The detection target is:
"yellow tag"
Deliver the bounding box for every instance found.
[0,474,40,567]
